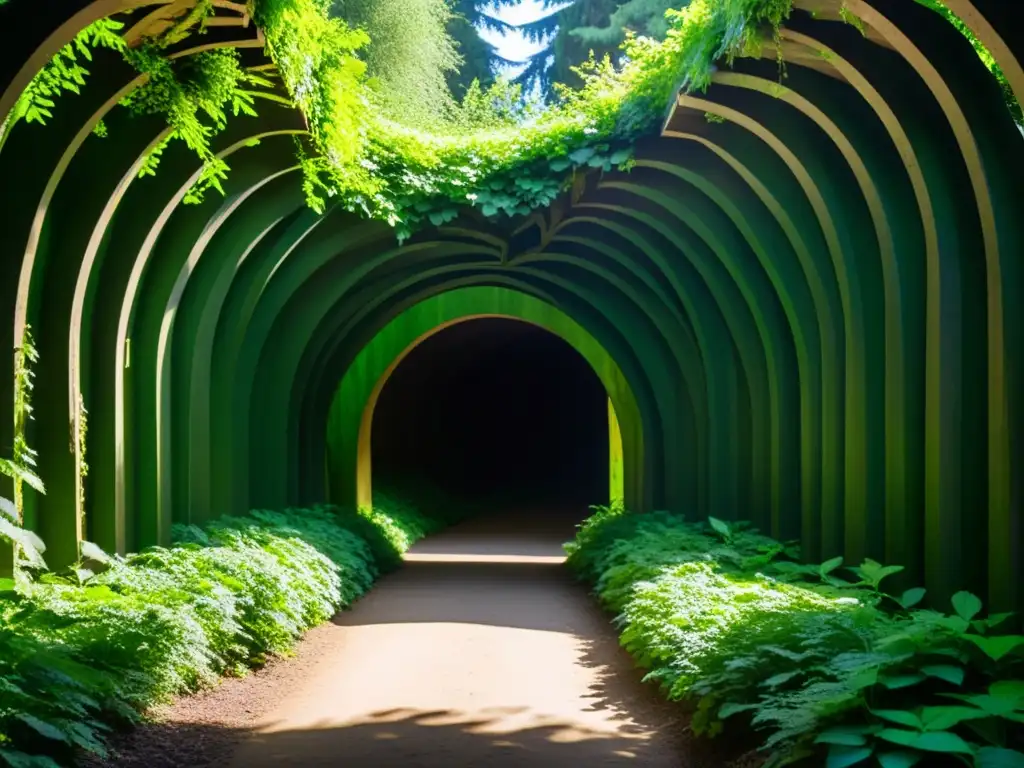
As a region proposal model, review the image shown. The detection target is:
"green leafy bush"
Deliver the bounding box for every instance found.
[0,489,459,767]
[565,506,1024,767]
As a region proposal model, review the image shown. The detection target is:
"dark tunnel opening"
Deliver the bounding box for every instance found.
[370,318,609,510]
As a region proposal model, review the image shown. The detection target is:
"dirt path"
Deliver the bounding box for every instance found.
[95,509,704,767]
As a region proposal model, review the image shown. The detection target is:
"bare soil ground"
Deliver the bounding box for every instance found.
[88,509,762,767]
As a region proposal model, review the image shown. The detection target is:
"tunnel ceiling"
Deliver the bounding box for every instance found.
[0,0,1021,613]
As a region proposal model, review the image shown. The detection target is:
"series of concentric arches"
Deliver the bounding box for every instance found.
[0,0,1020,611]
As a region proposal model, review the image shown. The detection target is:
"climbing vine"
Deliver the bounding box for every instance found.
[3,0,1018,235]
[0,328,48,581]
[0,18,124,150]
[914,0,1022,126]
[252,0,794,237]
[121,45,282,204]
[76,395,88,527]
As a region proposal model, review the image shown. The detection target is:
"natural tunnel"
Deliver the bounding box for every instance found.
[0,0,1021,619]
[369,318,610,509]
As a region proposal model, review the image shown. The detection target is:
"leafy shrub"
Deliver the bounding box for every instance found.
[565,507,1024,767]
[0,488,459,767]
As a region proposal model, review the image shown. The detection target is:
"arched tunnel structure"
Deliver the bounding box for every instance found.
[0,0,1021,614]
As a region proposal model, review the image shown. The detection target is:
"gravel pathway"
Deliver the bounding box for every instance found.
[90,509,759,767]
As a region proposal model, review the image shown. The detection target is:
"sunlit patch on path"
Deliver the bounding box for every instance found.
[228,510,685,767]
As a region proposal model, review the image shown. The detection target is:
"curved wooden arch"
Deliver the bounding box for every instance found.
[0,0,1020,613]
[324,287,645,514]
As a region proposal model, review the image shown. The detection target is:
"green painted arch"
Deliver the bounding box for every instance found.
[259,251,680,514]
[0,0,1021,615]
[293,270,672,511]
[324,286,645,513]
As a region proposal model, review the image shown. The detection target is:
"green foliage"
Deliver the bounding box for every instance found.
[252,0,795,237]
[565,506,1024,766]
[9,0,1019,236]
[0,19,125,149]
[914,0,1022,127]
[0,488,459,766]
[0,328,47,581]
[572,0,688,50]
[332,0,461,128]
[121,46,279,204]
[2,3,281,203]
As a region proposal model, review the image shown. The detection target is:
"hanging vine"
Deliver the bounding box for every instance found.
[121,44,282,204]
[0,18,125,150]
[3,0,1018,234]
[0,328,48,579]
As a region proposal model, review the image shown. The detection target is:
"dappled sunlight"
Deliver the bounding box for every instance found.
[242,705,661,766]
[222,514,681,766]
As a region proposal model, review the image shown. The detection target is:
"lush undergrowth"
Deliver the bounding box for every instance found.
[0,489,467,768]
[566,505,1024,767]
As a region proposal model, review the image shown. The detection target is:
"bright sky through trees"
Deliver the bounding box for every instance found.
[478,0,567,74]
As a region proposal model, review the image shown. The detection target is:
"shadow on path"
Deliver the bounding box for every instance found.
[87,508,759,767]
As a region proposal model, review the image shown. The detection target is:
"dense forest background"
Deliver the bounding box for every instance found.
[331,0,685,122]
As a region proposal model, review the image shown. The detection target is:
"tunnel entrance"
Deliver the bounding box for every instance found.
[370,318,609,510]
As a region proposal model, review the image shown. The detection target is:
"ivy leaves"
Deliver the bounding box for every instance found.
[816,679,1024,766]
[122,47,282,204]
[4,19,125,133]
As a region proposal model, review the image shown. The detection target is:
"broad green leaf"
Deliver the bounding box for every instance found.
[0,458,45,492]
[80,540,111,563]
[859,564,904,586]
[900,587,926,609]
[820,556,844,575]
[0,495,17,521]
[826,745,872,768]
[815,729,867,746]
[976,613,1016,632]
[762,670,802,688]
[911,731,975,754]
[965,634,1024,662]
[877,729,919,747]
[872,710,922,729]
[548,158,571,172]
[922,665,965,686]
[64,720,108,757]
[919,706,988,731]
[849,666,880,690]
[0,749,64,768]
[568,147,595,165]
[0,516,46,557]
[947,692,1019,717]
[952,591,983,621]
[708,517,731,537]
[989,680,1024,699]
[976,747,1024,767]
[609,148,632,165]
[718,702,758,718]
[881,673,927,690]
[15,714,69,743]
[877,752,921,768]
